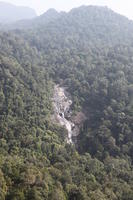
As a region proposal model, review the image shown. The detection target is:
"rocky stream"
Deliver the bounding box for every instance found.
[52,85,75,143]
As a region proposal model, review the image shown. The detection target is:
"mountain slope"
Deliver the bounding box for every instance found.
[0,6,133,200]
[26,6,133,49]
[0,1,36,23]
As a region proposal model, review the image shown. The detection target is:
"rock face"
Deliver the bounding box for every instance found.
[52,85,86,143]
[52,85,75,143]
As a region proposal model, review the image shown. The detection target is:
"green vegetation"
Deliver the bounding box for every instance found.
[0,6,133,200]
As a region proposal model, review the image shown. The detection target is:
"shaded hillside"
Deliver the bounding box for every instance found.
[0,6,133,200]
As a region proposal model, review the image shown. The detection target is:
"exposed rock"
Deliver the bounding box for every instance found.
[52,85,74,143]
[52,85,86,143]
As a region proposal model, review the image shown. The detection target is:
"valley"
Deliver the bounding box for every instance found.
[0,5,133,200]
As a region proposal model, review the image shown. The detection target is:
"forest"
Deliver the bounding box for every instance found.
[0,6,133,200]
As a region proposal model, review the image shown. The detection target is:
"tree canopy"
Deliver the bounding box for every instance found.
[0,6,133,200]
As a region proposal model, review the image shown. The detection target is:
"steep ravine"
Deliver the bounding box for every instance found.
[52,85,75,143]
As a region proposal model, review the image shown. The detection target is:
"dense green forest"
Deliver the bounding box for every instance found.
[0,6,133,199]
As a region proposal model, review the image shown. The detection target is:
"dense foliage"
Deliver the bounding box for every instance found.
[0,6,133,199]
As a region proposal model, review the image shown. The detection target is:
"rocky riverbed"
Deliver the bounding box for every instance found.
[52,85,86,143]
[52,85,74,143]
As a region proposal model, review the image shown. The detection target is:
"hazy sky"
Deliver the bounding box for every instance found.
[1,0,133,19]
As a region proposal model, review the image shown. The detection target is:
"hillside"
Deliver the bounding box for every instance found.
[0,1,36,23]
[0,6,133,200]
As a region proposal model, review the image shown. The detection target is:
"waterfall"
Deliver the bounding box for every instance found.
[53,85,74,143]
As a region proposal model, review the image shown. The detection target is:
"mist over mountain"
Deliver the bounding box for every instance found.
[0,5,133,199]
[6,8,64,30]
[0,1,36,23]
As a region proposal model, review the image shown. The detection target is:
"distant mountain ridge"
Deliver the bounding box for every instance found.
[3,5,133,32]
[0,5,133,199]
[3,8,65,30]
[0,1,36,23]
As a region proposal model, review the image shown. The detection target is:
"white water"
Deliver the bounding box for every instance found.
[53,85,74,143]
